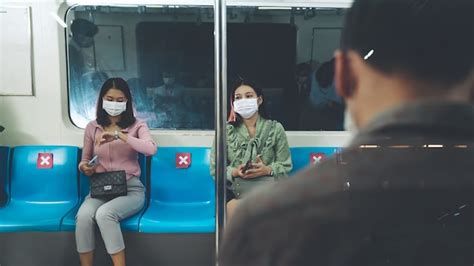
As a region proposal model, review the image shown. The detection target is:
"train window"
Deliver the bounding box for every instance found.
[227,7,347,131]
[66,6,347,131]
[66,5,215,129]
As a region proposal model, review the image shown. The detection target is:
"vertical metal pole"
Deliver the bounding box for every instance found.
[214,0,227,264]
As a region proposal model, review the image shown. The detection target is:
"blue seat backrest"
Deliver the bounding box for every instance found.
[150,147,214,203]
[0,146,10,205]
[10,146,79,201]
[290,147,342,174]
[78,153,148,200]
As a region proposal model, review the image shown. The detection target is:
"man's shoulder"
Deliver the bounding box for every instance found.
[233,156,345,222]
[231,145,389,225]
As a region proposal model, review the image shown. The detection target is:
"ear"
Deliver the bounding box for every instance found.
[334,50,355,100]
[257,96,263,106]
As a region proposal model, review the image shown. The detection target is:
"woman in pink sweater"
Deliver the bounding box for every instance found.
[76,77,157,266]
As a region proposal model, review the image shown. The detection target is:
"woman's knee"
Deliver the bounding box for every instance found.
[76,206,96,226]
[95,205,119,225]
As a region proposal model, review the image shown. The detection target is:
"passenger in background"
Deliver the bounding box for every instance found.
[310,59,341,108]
[76,78,157,266]
[299,59,344,130]
[147,71,185,110]
[210,78,292,220]
[284,63,312,130]
[147,70,188,129]
[68,19,98,89]
[68,18,101,127]
[220,0,474,265]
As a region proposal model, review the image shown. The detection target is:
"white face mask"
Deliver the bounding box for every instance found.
[103,100,127,117]
[343,108,359,134]
[233,98,259,119]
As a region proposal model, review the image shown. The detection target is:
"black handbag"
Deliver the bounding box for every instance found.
[90,170,127,200]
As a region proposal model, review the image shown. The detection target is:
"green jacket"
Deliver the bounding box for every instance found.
[210,117,292,198]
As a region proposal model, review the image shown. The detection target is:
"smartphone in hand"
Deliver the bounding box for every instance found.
[88,155,99,167]
[242,160,253,174]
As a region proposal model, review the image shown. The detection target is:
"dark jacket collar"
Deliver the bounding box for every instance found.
[350,102,474,146]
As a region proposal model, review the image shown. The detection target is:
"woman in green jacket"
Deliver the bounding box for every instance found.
[211,78,292,220]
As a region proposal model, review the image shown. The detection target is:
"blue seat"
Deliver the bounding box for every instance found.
[0,146,80,232]
[61,153,148,231]
[0,146,11,206]
[140,147,215,233]
[290,147,342,174]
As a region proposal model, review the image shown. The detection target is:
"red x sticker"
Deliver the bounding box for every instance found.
[176,153,191,169]
[37,153,53,169]
[310,153,326,165]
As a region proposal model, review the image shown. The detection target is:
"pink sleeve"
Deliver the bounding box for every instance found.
[78,123,95,170]
[126,122,157,156]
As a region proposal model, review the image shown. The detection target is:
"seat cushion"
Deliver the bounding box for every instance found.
[139,200,215,233]
[0,199,77,232]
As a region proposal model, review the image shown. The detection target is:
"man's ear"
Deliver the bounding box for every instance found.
[334,50,356,99]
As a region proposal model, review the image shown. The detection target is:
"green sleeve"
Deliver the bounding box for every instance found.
[269,123,293,180]
[210,139,235,182]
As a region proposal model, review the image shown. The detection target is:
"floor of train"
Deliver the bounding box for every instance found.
[0,231,214,266]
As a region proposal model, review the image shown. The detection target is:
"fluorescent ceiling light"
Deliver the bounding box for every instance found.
[257,7,292,10]
[364,49,374,60]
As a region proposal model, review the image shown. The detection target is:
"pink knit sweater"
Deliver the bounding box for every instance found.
[78,119,157,180]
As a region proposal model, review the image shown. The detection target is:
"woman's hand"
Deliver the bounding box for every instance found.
[96,131,116,145]
[232,164,246,178]
[79,163,96,176]
[243,156,272,179]
[96,131,128,146]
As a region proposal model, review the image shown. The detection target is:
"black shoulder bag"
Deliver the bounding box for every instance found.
[90,170,127,200]
[89,127,128,200]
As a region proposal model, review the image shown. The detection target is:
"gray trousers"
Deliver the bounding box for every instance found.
[75,177,145,254]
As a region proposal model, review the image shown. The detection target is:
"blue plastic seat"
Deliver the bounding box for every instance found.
[140,147,215,233]
[290,147,342,174]
[0,146,80,232]
[0,146,11,206]
[61,153,148,231]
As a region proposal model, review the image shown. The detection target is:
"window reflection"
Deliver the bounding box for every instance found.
[67,6,214,129]
[227,7,347,131]
[67,6,347,131]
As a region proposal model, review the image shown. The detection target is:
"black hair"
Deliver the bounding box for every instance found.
[341,0,473,87]
[315,59,335,88]
[70,18,98,37]
[96,78,136,129]
[229,77,269,127]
